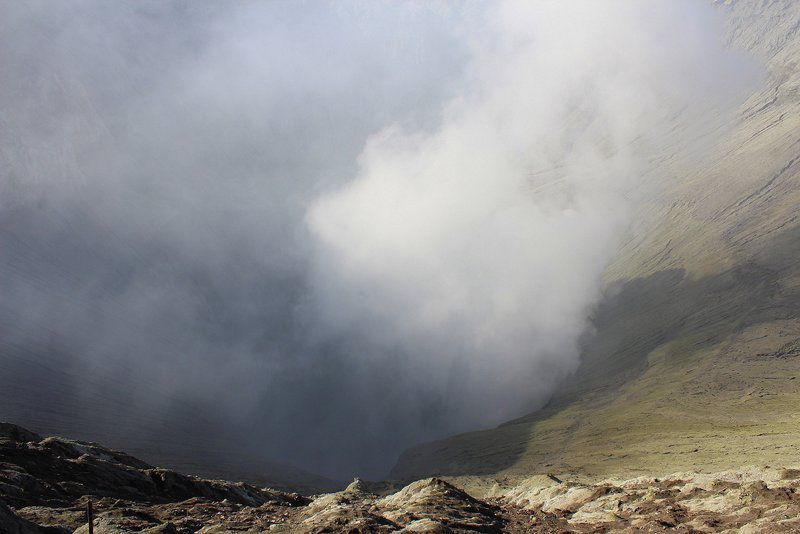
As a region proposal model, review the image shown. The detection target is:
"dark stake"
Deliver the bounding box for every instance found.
[87,499,94,534]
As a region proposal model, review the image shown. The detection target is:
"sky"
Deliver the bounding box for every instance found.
[0,0,757,479]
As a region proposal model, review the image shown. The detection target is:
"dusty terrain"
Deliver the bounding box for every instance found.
[2,424,800,533]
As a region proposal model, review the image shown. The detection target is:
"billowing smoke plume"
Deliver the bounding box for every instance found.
[0,1,755,478]
[305,1,752,426]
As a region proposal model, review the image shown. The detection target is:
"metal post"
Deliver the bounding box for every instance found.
[87,499,94,534]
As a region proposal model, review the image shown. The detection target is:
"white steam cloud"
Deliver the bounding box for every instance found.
[0,0,756,478]
[306,1,751,425]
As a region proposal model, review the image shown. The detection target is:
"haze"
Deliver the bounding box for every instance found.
[0,1,756,479]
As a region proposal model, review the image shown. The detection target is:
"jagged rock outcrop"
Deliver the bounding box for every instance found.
[2,424,800,532]
[0,424,42,445]
[0,499,67,534]
[0,424,303,510]
[376,478,504,531]
[483,466,800,532]
[291,477,505,533]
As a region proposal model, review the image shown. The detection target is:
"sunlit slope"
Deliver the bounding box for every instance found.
[391,0,800,482]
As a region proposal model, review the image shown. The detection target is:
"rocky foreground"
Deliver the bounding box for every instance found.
[1,424,800,533]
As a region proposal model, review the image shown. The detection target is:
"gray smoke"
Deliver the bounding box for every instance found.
[0,0,756,479]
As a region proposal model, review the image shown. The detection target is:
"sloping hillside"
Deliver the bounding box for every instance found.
[391,0,800,484]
